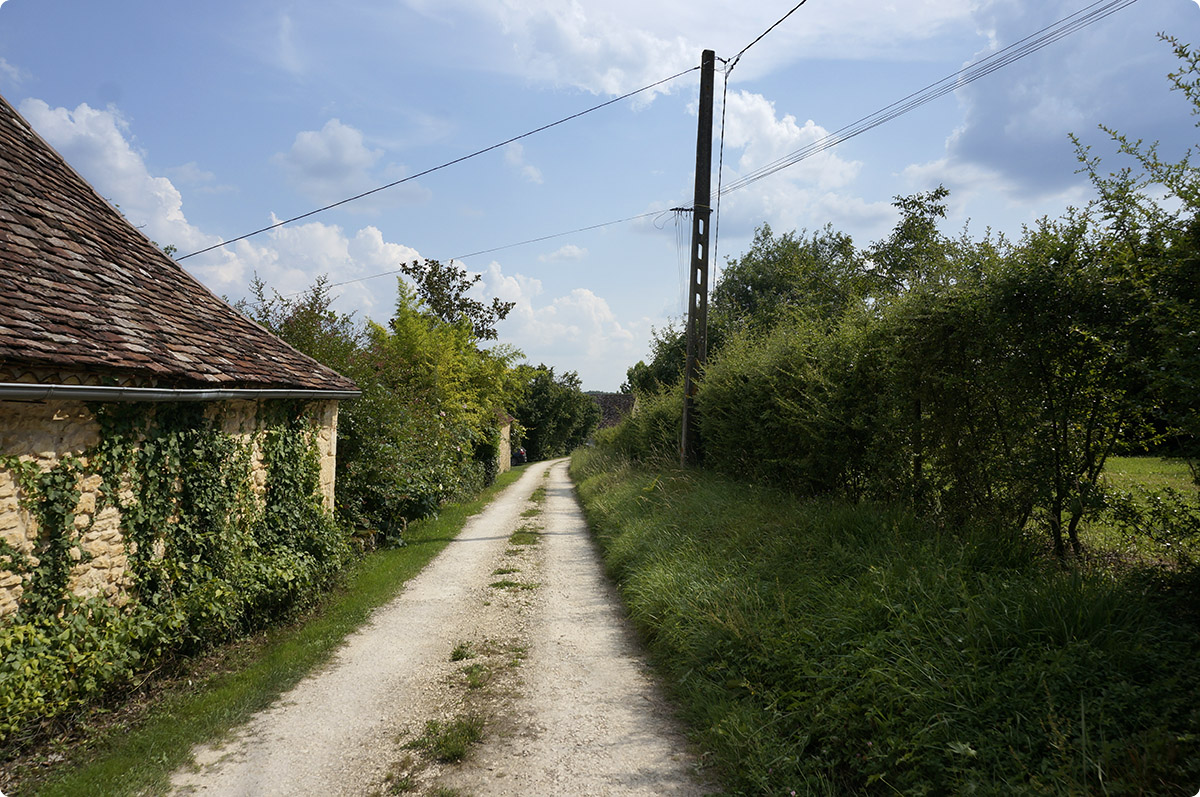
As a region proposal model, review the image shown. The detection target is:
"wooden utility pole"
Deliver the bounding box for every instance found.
[680,49,716,467]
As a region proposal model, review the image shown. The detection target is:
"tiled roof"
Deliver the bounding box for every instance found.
[587,391,635,428]
[0,94,357,393]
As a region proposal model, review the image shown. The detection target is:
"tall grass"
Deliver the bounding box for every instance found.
[571,449,1200,795]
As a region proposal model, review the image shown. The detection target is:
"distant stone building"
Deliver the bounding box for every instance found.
[587,391,635,429]
[0,93,358,616]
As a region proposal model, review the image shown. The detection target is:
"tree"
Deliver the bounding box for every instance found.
[237,274,520,540]
[622,322,687,396]
[1073,33,1200,472]
[512,365,601,461]
[711,223,866,335]
[399,258,515,340]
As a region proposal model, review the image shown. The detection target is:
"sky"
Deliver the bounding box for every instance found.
[1,0,1199,391]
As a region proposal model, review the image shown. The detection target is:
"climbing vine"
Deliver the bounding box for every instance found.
[0,454,90,619]
[0,399,351,744]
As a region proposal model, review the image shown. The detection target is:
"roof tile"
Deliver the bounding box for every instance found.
[0,94,356,393]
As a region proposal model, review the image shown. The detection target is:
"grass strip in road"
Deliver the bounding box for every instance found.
[29,466,529,797]
[404,714,486,762]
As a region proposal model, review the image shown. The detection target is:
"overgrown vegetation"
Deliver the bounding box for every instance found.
[6,466,525,796]
[571,449,1200,794]
[241,261,598,540]
[615,36,1200,560]
[590,36,1200,793]
[0,401,346,751]
[0,255,597,767]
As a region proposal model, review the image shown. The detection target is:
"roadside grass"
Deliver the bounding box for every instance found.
[570,448,1200,795]
[23,465,529,797]
[459,662,490,690]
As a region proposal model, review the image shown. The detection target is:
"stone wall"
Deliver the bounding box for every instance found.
[0,398,340,618]
[497,422,512,476]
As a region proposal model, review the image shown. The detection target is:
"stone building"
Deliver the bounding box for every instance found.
[0,93,359,616]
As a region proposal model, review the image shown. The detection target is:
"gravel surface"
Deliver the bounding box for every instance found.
[170,458,712,796]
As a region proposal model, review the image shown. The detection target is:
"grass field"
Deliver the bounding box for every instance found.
[571,449,1200,795]
[1103,455,1195,493]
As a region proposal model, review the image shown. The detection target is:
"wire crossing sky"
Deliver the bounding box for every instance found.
[2,0,1197,389]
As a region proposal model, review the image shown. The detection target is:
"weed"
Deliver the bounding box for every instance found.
[461,663,489,689]
[488,580,537,591]
[507,644,528,668]
[21,467,528,796]
[407,715,485,762]
[491,567,520,576]
[449,642,475,662]
[520,507,540,518]
[508,527,540,546]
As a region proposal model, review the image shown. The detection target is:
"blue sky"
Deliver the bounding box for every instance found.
[2,0,1198,390]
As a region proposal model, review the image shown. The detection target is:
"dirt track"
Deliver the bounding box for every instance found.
[170,458,711,796]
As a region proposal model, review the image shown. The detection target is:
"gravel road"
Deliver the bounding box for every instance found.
[169,458,712,796]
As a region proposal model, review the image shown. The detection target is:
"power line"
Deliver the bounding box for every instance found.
[177,66,700,262]
[318,210,664,292]
[327,0,1137,298]
[716,0,1141,198]
[245,0,1139,303]
[729,0,811,72]
[713,0,813,285]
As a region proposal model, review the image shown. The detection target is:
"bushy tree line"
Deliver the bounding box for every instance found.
[614,36,1200,558]
[508,364,600,461]
[243,261,599,541]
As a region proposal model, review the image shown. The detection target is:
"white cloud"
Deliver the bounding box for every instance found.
[275,118,380,198]
[476,260,646,388]
[504,142,543,184]
[18,99,230,261]
[0,57,23,87]
[538,244,586,262]
[166,161,236,195]
[411,0,974,96]
[724,91,861,191]
[16,98,423,319]
[933,0,1197,198]
[710,90,893,241]
[277,13,305,75]
[274,118,431,208]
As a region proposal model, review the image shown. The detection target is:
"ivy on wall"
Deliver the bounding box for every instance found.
[0,400,350,744]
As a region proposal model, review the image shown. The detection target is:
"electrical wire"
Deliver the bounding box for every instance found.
[711,1,813,288]
[324,0,1137,298]
[177,66,700,262]
[729,0,811,72]
[318,210,664,292]
[243,0,1138,303]
[715,0,1141,199]
[712,61,733,291]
